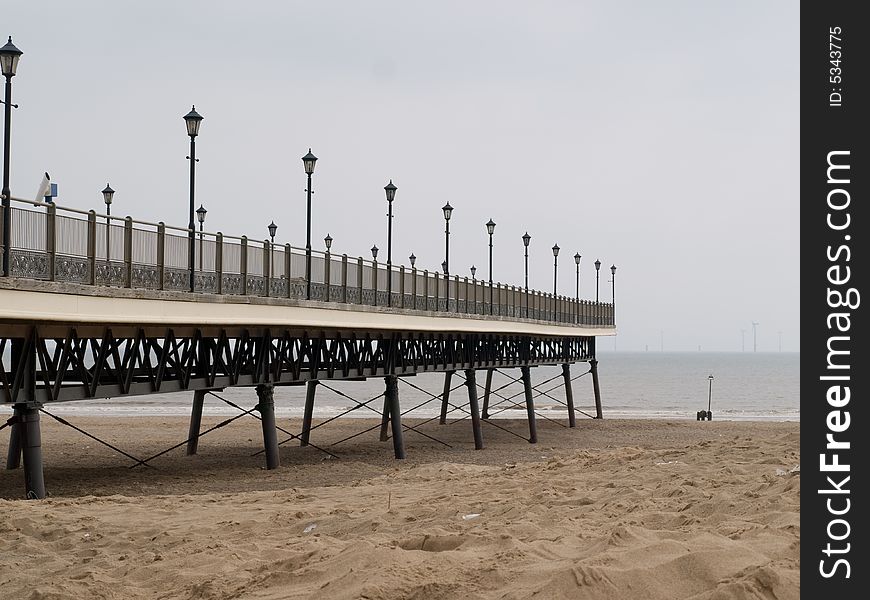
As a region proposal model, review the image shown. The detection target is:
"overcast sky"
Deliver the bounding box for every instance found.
[6,1,799,352]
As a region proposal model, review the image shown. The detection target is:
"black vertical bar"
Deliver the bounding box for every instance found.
[481,368,493,419]
[20,406,45,499]
[5,410,21,469]
[379,393,391,442]
[465,369,484,450]
[590,358,603,419]
[562,363,576,427]
[521,366,538,444]
[385,375,405,459]
[439,370,454,424]
[186,389,207,455]
[256,384,279,469]
[301,380,318,446]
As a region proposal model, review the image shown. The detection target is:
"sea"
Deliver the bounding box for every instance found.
[13,352,799,422]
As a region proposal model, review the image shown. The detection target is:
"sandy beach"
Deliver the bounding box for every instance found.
[0,416,799,599]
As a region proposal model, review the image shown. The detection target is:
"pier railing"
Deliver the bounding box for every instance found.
[1,198,614,326]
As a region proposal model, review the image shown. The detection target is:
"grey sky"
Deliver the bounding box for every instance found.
[6,1,799,352]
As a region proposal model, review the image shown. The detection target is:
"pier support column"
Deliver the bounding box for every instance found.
[301,380,318,446]
[439,370,454,424]
[15,405,46,500]
[256,384,280,469]
[590,359,603,419]
[521,366,538,444]
[465,370,484,450]
[385,375,405,459]
[379,393,391,442]
[186,389,207,456]
[6,414,21,470]
[481,369,493,419]
[561,363,576,428]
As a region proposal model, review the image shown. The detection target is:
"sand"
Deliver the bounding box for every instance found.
[0,416,799,599]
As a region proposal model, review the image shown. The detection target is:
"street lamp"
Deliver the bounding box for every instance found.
[442,202,453,305]
[302,148,318,299]
[441,260,448,274]
[470,265,476,280]
[324,233,333,251]
[409,253,416,268]
[371,245,378,260]
[594,259,601,302]
[196,204,207,271]
[1,36,23,276]
[610,264,617,304]
[707,374,714,418]
[267,221,277,278]
[384,180,397,306]
[574,252,581,297]
[183,106,203,293]
[102,184,114,264]
[522,232,531,318]
[486,219,496,314]
[552,244,560,321]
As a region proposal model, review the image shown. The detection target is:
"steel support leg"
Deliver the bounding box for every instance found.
[385,375,405,459]
[439,370,454,424]
[186,389,207,456]
[18,406,46,499]
[6,414,21,470]
[256,384,280,469]
[379,394,391,442]
[521,366,538,444]
[481,368,493,420]
[562,363,576,428]
[590,359,603,419]
[465,370,484,450]
[301,380,318,447]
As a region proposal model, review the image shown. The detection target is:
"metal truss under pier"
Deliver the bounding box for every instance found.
[1,284,611,500]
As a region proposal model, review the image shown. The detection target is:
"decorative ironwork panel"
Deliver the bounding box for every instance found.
[329,286,343,302]
[10,250,50,280]
[95,261,126,286]
[221,273,244,295]
[376,291,389,306]
[310,283,327,301]
[269,278,287,298]
[54,256,90,284]
[132,265,160,290]
[247,276,266,296]
[164,268,190,291]
[346,288,361,304]
[288,281,307,299]
[195,272,218,294]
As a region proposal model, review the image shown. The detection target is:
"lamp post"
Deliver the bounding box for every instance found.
[1,36,23,277]
[324,233,333,252]
[442,202,453,305]
[441,260,448,275]
[196,204,207,271]
[302,149,318,299]
[371,245,378,260]
[610,264,617,303]
[707,374,714,418]
[552,244,560,321]
[267,221,277,278]
[486,219,495,314]
[594,259,601,302]
[522,232,531,318]
[183,106,203,293]
[384,180,396,306]
[470,265,476,281]
[102,184,114,264]
[409,253,416,268]
[574,252,581,324]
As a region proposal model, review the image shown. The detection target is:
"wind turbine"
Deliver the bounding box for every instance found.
[741,329,746,352]
[751,322,759,353]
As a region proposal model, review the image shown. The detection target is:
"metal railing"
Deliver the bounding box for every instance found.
[0,197,615,326]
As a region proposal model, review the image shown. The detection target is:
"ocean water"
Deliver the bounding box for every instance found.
[16,352,799,421]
